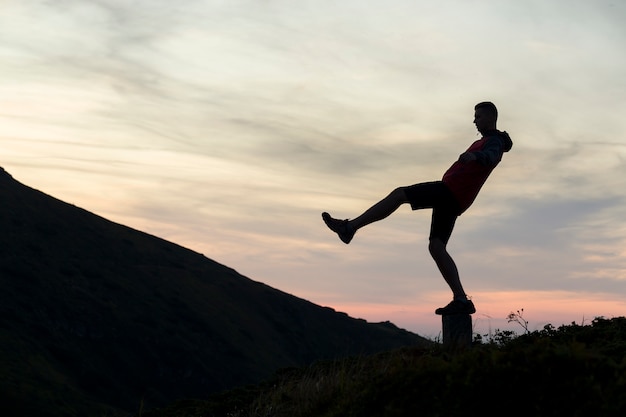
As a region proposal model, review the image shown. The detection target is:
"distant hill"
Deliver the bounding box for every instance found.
[0,167,429,417]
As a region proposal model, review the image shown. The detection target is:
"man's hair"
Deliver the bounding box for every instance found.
[475,101,498,121]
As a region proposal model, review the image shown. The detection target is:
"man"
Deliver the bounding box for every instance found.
[322,102,513,315]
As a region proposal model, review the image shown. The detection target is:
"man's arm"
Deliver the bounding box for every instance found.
[460,136,504,166]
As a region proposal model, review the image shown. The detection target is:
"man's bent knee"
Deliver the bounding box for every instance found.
[391,186,410,204]
[428,238,446,257]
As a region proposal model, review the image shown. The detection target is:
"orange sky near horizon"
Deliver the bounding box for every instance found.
[331,290,626,338]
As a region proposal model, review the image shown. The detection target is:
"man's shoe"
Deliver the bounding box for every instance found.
[435,299,476,315]
[322,212,355,244]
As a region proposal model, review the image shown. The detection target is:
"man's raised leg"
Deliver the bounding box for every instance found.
[322,187,409,244]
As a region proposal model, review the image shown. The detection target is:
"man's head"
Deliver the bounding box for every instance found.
[474,101,498,133]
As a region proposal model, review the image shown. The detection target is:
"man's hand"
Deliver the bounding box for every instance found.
[458,152,477,163]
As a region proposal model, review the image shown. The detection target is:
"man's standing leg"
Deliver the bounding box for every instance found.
[429,209,476,315]
[429,240,468,297]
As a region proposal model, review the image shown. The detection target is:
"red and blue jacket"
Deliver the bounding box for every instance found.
[442,130,513,214]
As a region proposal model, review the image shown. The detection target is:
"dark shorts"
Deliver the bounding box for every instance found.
[403,181,460,244]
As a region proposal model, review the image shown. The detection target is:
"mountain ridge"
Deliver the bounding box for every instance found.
[0,167,428,417]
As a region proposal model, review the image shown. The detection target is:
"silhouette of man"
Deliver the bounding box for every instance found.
[322,102,513,315]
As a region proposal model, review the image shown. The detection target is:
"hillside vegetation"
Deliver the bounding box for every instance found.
[144,316,626,417]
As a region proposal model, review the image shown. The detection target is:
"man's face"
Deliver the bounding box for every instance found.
[473,108,495,133]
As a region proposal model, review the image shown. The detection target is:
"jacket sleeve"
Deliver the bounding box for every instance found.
[472,136,504,166]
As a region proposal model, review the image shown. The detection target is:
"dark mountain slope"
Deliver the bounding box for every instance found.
[0,167,428,417]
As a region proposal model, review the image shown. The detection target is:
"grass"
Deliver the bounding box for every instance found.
[142,316,626,417]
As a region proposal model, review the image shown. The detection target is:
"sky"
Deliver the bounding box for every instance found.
[2,0,625,338]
